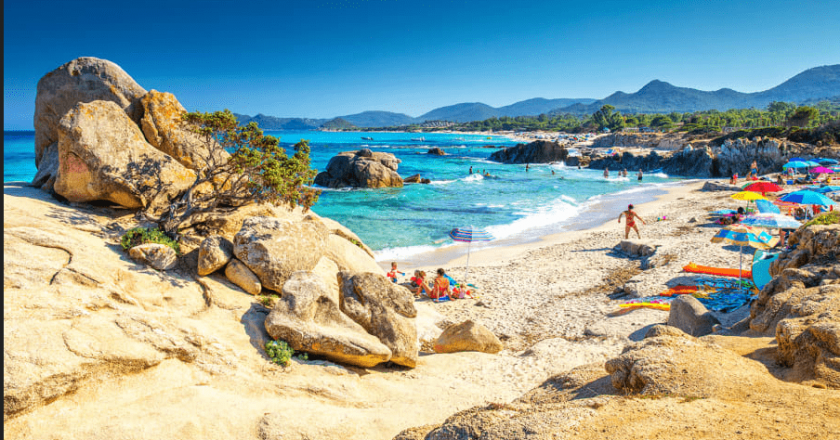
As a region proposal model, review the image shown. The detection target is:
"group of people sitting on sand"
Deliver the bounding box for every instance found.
[387,263,474,303]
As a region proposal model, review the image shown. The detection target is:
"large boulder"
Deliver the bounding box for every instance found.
[427,147,446,155]
[34,57,147,169]
[488,140,567,164]
[434,320,503,354]
[314,149,403,188]
[324,234,386,276]
[128,244,178,271]
[53,100,196,215]
[338,271,418,367]
[667,295,721,337]
[233,216,329,291]
[264,271,392,367]
[139,90,228,170]
[224,258,262,295]
[615,240,658,257]
[197,236,233,276]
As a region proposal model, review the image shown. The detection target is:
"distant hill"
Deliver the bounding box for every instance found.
[553,64,840,115]
[233,113,327,130]
[320,117,356,130]
[414,98,596,123]
[338,111,416,127]
[496,98,596,117]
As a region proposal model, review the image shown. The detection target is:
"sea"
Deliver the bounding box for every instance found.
[3,130,684,265]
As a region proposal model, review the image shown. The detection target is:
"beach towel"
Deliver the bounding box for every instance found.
[659,285,699,297]
[683,262,752,279]
[619,296,674,311]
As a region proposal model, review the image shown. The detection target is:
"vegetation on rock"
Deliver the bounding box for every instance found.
[120,227,181,254]
[160,110,320,235]
[804,211,840,227]
[265,339,295,366]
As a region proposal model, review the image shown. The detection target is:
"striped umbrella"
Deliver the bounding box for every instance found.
[740,213,802,230]
[711,224,773,290]
[448,226,495,286]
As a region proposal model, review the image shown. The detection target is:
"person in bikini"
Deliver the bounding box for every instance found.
[429,268,452,302]
[618,204,647,239]
[411,271,430,298]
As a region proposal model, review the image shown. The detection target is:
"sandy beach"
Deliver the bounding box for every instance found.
[402,180,760,351]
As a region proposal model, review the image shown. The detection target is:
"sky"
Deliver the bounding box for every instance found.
[4,0,840,129]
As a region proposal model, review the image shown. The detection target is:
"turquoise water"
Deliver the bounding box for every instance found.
[4,130,682,262]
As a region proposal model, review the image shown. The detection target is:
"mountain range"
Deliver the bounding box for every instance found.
[236,64,840,128]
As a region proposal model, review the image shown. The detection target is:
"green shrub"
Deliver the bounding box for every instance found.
[265,339,295,366]
[804,211,840,227]
[120,227,181,254]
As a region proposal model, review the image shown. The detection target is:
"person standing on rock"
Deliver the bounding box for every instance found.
[618,204,646,239]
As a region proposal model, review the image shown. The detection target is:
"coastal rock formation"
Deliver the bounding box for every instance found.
[197,236,233,276]
[224,258,262,295]
[233,216,329,292]
[314,149,403,188]
[53,100,196,215]
[405,333,840,439]
[140,90,227,170]
[563,155,590,167]
[749,222,840,388]
[701,181,742,192]
[264,271,392,367]
[427,147,446,155]
[666,295,721,337]
[33,57,147,169]
[488,140,568,164]
[314,214,377,259]
[325,234,386,276]
[591,132,688,151]
[615,240,658,257]
[433,320,503,354]
[405,174,431,184]
[338,271,419,367]
[128,243,179,271]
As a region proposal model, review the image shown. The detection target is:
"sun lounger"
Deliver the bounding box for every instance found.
[683,262,752,279]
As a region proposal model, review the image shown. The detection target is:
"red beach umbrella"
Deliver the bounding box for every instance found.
[743,182,783,196]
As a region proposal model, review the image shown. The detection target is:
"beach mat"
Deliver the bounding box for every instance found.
[683,262,752,279]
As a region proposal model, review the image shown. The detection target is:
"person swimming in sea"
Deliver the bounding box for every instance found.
[469,166,473,174]
[604,167,609,178]
[618,204,646,239]
[637,169,643,181]
[526,164,530,172]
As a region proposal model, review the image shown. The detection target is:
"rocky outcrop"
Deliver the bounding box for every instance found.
[434,320,503,354]
[667,295,721,337]
[233,216,329,292]
[488,140,567,164]
[324,234,386,276]
[197,236,233,276]
[33,57,147,169]
[749,223,840,388]
[53,100,196,215]
[407,333,840,439]
[140,90,227,170]
[338,271,418,367]
[591,133,688,150]
[314,149,403,188]
[224,258,262,295]
[563,155,590,167]
[615,240,658,257]
[128,243,179,271]
[701,180,742,192]
[427,147,446,155]
[405,174,431,184]
[264,271,392,367]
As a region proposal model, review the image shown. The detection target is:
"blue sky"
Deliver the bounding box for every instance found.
[4,0,839,129]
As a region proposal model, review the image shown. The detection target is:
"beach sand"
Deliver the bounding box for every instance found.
[401,180,761,351]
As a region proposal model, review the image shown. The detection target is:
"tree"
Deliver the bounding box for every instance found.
[160,110,320,235]
[591,105,625,131]
[787,106,819,128]
[650,115,673,129]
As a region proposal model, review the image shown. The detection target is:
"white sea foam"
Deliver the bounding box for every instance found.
[429,179,456,185]
[374,243,452,262]
[485,197,585,240]
[462,174,484,183]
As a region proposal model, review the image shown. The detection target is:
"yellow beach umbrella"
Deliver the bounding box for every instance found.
[730,191,766,201]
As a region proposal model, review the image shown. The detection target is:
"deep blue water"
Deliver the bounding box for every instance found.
[4,130,682,261]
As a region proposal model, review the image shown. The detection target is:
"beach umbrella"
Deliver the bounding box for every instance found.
[782,161,809,170]
[730,191,766,202]
[779,190,838,207]
[711,224,773,291]
[818,158,838,165]
[810,166,834,174]
[805,185,840,193]
[710,209,738,216]
[448,226,494,286]
[743,182,782,196]
[740,213,802,230]
[755,199,781,214]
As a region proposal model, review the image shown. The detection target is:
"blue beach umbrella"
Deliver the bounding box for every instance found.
[782,161,809,170]
[755,199,781,214]
[448,226,495,286]
[779,190,838,207]
[818,158,838,165]
[805,185,840,194]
